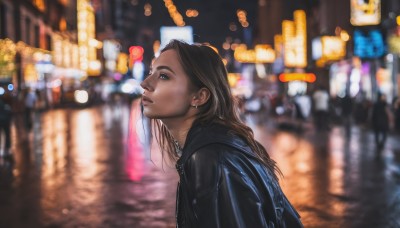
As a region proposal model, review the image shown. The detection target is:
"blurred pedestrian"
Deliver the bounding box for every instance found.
[293,93,311,132]
[294,93,311,121]
[393,96,400,133]
[371,93,391,152]
[341,93,353,133]
[312,85,330,131]
[140,40,303,227]
[24,88,37,130]
[0,99,12,159]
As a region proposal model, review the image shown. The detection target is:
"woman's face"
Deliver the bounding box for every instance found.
[140,49,196,120]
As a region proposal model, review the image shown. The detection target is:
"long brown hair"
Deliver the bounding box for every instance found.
[150,40,281,180]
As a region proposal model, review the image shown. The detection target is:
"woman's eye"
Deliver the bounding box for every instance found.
[159,73,169,80]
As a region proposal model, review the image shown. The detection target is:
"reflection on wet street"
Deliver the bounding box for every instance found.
[1,101,400,227]
[0,100,177,228]
[251,118,400,228]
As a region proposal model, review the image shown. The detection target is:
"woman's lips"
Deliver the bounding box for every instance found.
[142,95,153,105]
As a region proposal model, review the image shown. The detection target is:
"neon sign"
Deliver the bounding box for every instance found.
[278,73,316,83]
[353,29,385,58]
[351,0,381,26]
[282,10,307,68]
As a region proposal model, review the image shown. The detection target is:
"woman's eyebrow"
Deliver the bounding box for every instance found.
[154,65,175,74]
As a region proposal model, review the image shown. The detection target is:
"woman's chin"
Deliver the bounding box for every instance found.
[142,110,157,119]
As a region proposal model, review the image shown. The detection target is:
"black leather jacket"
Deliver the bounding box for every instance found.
[175,122,303,228]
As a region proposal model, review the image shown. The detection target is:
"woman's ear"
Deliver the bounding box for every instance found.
[192,87,210,107]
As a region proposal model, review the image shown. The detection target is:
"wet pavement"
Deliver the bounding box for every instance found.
[1,100,400,228]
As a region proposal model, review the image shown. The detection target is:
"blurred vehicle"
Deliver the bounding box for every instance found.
[117,78,143,101]
[59,78,94,107]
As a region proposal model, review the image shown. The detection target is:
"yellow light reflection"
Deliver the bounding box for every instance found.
[72,110,98,180]
[41,110,68,182]
[254,128,348,225]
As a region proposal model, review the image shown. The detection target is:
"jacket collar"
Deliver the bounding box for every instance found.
[176,121,257,167]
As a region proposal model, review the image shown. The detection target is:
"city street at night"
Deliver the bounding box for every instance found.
[1,1,400,227]
[1,101,400,228]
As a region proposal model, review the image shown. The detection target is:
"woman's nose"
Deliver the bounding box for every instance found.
[140,77,151,91]
[140,80,146,90]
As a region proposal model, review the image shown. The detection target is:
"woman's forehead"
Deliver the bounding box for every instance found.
[152,50,179,67]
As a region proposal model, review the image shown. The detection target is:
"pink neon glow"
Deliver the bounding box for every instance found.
[125,101,145,181]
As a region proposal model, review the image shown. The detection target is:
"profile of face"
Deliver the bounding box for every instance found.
[140,49,197,120]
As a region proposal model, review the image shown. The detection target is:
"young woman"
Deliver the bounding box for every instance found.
[140,40,303,227]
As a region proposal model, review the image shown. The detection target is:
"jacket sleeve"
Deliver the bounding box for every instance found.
[184,145,276,228]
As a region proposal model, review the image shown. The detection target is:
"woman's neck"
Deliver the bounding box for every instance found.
[162,117,195,149]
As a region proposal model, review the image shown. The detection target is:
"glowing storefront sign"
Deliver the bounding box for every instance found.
[255,45,276,63]
[62,40,71,68]
[321,37,346,60]
[24,64,38,82]
[278,73,316,83]
[388,27,400,54]
[103,40,120,60]
[354,29,385,58]
[388,36,400,54]
[282,10,307,68]
[71,44,79,69]
[117,53,129,74]
[274,35,283,57]
[103,40,120,72]
[312,36,346,67]
[350,0,381,26]
[77,0,101,76]
[52,35,63,66]
[234,44,276,63]
[0,39,16,80]
[52,35,80,69]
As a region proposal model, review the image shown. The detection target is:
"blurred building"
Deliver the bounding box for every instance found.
[254,0,400,102]
[0,0,81,108]
[0,0,73,86]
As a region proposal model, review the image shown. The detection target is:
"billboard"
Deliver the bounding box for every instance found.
[350,0,381,26]
[160,26,193,51]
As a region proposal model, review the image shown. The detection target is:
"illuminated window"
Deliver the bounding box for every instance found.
[32,0,46,12]
[58,0,69,6]
[59,17,67,32]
